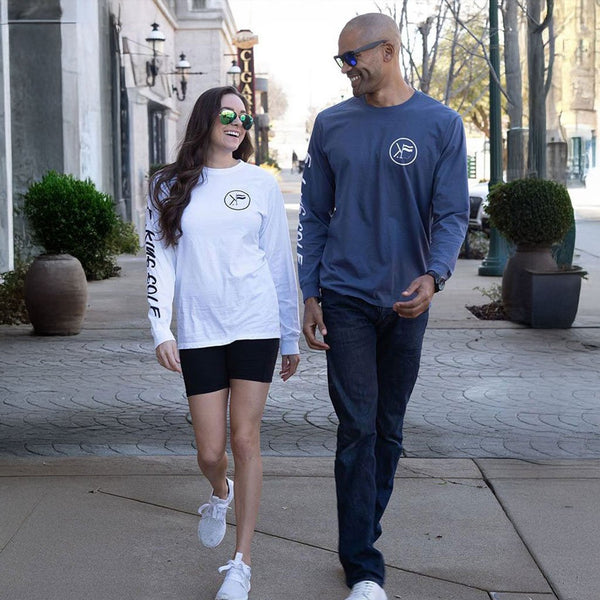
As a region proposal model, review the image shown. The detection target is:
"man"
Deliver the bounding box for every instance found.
[297,13,469,600]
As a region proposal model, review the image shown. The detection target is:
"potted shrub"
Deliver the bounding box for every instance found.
[486,177,585,327]
[22,171,123,335]
[0,259,31,325]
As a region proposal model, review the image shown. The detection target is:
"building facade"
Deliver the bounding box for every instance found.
[0,0,240,272]
[548,0,598,182]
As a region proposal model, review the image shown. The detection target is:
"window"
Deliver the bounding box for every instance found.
[569,137,583,180]
[148,104,166,168]
[191,0,207,9]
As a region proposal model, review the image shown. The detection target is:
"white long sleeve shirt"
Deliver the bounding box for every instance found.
[146,161,300,356]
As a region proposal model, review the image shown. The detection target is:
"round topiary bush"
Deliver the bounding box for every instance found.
[23,171,137,280]
[486,177,574,246]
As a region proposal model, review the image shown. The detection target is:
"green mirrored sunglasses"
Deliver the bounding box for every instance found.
[218,108,253,130]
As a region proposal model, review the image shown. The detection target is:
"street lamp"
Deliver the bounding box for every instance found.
[172,53,191,101]
[146,22,165,87]
[227,59,241,88]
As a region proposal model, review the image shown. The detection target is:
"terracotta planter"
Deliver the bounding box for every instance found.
[25,254,88,335]
[502,245,558,324]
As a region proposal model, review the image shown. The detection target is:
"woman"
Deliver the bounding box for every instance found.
[146,86,300,600]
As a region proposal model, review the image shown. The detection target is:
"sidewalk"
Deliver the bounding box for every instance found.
[2,454,599,599]
[1,172,599,600]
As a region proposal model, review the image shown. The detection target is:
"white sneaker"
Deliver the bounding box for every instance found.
[215,552,251,600]
[197,477,234,548]
[345,581,388,600]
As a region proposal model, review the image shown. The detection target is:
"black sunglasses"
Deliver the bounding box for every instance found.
[218,108,254,131]
[334,40,388,68]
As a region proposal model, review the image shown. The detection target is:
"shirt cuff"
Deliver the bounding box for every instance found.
[280,338,300,356]
[152,328,176,349]
[301,284,321,303]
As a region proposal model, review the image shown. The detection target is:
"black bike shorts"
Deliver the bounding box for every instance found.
[179,338,279,396]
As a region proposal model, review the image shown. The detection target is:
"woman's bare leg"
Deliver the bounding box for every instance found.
[228,379,270,565]
[188,388,230,499]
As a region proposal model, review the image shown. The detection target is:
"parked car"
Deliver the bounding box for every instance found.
[468,182,490,231]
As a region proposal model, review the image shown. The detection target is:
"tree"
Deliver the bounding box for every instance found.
[377,1,491,135]
[527,0,554,178]
[376,0,557,179]
[502,0,525,180]
[267,77,288,121]
[501,0,523,130]
[305,105,320,139]
[428,3,490,136]
[377,0,446,92]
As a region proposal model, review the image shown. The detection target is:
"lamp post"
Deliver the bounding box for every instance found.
[145,22,165,87]
[478,0,511,276]
[226,59,241,88]
[172,53,191,101]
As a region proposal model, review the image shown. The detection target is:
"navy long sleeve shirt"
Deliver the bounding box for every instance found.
[297,91,469,306]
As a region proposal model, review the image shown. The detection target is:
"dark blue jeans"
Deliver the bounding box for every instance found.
[321,289,428,588]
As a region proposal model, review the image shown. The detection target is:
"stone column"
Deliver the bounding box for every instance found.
[547,140,568,185]
[0,0,12,272]
[9,0,64,246]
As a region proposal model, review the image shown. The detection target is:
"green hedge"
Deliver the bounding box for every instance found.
[23,171,138,280]
[486,178,573,246]
[0,260,30,325]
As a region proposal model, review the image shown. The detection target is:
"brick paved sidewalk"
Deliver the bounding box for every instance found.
[1,172,599,459]
[1,254,599,459]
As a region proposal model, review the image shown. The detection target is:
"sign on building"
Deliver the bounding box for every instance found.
[232,30,258,116]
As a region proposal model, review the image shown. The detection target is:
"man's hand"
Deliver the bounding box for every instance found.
[155,340,182,373]
[392,274,435,318]
[302,297,330,350]
[280,354,300,381]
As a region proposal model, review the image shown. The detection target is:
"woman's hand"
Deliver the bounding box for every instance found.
[280,354,300,381]
[155,340,182,373]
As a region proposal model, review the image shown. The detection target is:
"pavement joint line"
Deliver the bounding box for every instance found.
[395,463,488,487]
[383,559,491,594]
[488,593,556,600]
[96,485,494,595]
[473,464,561,600]
[1,493,44,554]
[253,527,494,595]
[94,488,197,516]
[576,246,600,260]
[414,476,486,489]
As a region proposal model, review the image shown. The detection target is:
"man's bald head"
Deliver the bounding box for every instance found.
[340,13,401,51]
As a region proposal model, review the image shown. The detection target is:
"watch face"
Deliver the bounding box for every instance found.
[427,270,444,292]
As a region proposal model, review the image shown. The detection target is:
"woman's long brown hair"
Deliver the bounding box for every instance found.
[149,86,254,247]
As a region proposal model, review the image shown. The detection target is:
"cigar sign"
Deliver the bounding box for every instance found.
[232,30,258,116]
[237,48,255,114]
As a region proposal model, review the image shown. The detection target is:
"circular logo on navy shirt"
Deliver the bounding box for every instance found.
[389,138,418,166]
[224,190,251,210]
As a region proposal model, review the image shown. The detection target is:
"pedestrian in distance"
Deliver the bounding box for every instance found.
[146,85,301,600]
[297,13,469,600]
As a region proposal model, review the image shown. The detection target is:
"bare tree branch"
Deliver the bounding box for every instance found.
[544,7,555,97]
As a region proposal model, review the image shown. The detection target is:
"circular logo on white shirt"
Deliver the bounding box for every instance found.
[224,190,251,210]
[389,138,418,166]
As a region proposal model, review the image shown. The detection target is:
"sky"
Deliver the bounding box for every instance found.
[227,0,433,160]
[228,0,401,117]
